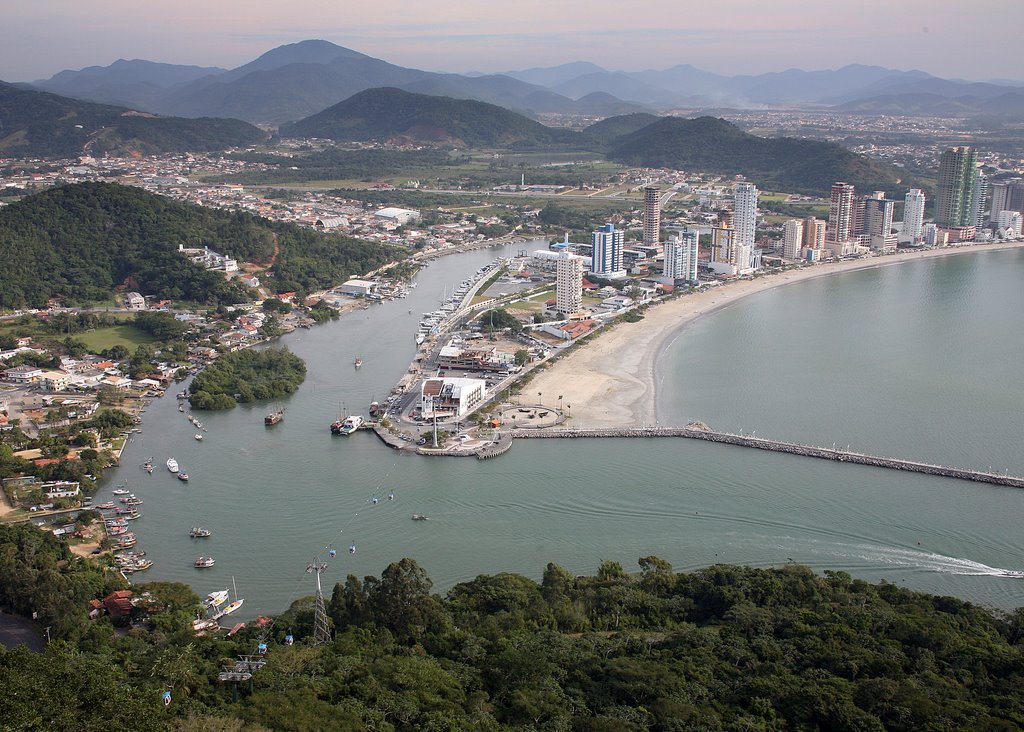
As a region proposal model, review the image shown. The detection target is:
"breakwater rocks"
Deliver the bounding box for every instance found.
[510,425,1024,488]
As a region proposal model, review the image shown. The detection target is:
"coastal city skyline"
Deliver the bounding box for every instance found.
[3,0,1024,82]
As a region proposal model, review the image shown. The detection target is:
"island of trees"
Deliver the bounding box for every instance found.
[1,516,1023,731]
[189,347,306,409]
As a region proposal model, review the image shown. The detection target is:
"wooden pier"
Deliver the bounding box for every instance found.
[509,423,1024,488]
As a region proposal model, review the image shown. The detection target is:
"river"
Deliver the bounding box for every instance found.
[108,243,1024,616]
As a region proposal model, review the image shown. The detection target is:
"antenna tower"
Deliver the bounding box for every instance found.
[306,554,331,645]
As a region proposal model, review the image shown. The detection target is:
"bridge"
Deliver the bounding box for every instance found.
[509,423,1024,488]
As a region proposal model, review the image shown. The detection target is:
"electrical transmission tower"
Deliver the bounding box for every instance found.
[306,554,331,645]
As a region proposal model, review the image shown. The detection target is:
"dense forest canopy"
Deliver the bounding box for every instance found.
[0,182,402,307]
[189,346,306,409]
[1,516,1022,731]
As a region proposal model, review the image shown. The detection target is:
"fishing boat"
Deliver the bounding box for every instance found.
[194,433,204,441]
[205,589,229,606]
[411,514,429,521]
[166,458,179,473]
[194,556,216,568]
[177,472,190,482]
[333,415,363,436]
[190,527,212,538]
[264,408,284,425]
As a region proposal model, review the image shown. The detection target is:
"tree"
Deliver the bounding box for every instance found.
[514,349,529,367]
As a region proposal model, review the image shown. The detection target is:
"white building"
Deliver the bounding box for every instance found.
[903,189,926,243]
[555,251,584,315]
[782,219,804,260]
[338,279,376,297]
[375,207,421,226]
[124,292,146,310]
[590,223,626,279]
[420,377,486,419]
[663,229,699,284]
[997,210,1022,238]
[733,183,758,249]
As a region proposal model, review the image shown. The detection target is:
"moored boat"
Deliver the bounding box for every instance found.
[334,415,363,435]
[265,408,284,425]
[194,433,204,441]
[354,357,362,368]
[194,556,215,568]
[167,457,179,473]
[411,513,429,521]
[177,472,190,482]
[190,527,212,538]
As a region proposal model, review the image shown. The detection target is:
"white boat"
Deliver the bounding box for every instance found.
[213,577,244,620]
[112,488,130,496]
[167,457,179,473]
[205,589,229,606]
[338,415,363,435]
[194,433,204,441]
[999,570,1024,578]
[194,556,215,568]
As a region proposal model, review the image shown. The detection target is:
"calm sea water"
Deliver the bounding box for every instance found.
[109,245,1024,616]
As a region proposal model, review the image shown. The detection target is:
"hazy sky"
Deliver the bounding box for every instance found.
[3,0,1021,82]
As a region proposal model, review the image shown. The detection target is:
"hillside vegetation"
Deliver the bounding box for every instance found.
[609,115,910,196]
[279,87,582,149]
[1,519,1023,731]
[0,182,402,307]
[0,81,265,157]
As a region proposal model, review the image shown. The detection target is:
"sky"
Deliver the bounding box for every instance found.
[3,0,1022,82]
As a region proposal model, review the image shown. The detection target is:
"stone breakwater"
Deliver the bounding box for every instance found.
[509,425,1024,489]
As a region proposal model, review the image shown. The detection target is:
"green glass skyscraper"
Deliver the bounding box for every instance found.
[935,146,978,228]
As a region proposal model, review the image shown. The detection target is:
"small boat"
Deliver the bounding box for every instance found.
[96,502,115,510]
[194,421,203,430]
[190,527,212,538]
[194,433,203,441]
[179,405,185,412]
[167,458,179,473]
[411,514,429,521]
[192,618,220,633]
[205,589,229,606]
[194,556,216,568]
[354,357,362,368]
[112,488,130,496]
[145,464,153,474]
[265,408,284,425]
[333,415,363,435]
[999,570,1024,578]
[178,472,190,482]
[368,401,381,418]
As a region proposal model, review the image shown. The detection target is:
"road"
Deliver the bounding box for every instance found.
[0,612,45,652]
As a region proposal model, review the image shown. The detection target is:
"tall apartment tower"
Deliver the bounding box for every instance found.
[935,146,979,228]
[590,223,626,278]
[664,229,699,283]
[988,180,1024,224]
[860,192,895,237]
[903,189,926,241]
[782,219,804,260]
[803,216,826,249]
[972,174,988,228]
[555,252,584,315]
[827,182,856,244]
[734,183,759,248]
[642,186,661,247]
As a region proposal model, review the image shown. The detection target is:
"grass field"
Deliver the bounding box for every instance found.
[76,325,158,352]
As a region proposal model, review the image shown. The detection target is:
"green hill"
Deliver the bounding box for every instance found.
[0,182,401,308]
[582,112,661,145]
[279,87,582,148]
[608,115,909,195]
[0,81,266,157]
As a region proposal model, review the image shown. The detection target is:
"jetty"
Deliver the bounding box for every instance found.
[510,422,1024,489]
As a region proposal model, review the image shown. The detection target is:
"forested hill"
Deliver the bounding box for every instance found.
[279,87,582,148]
[1,522,1023,731]
[608,115,909,196]
[0,182,402,307]
[0,81,266,157]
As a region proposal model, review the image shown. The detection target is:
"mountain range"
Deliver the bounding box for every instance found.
[0,81,265,157]
[30,40,1024,125]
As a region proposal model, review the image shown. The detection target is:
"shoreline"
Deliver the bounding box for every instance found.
[528,242,1024,430]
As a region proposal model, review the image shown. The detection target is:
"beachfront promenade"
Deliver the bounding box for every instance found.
[510,424,1024,488]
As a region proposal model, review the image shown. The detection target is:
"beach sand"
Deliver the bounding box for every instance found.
[528,243,1023,429]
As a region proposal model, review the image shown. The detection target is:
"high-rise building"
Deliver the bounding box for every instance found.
[663,229,699,283]
[590,223,626,278]
[782,219,804,260]
[803,216,826,250]
[935,146,979,228]
[972,174,988,228]
[555,251,584,315]
[988,180,1024,224]
[860,192,895,238]
[903,189,926,241]
[642,186,661,248]
[734,183,759,248]
[827,182,856,244]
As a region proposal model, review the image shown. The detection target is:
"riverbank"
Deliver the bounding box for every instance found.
[528,242,1024,429]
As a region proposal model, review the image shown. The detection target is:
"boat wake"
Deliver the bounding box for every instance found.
[776,539,1023,578]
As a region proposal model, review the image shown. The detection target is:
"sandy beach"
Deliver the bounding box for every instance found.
[528,242,1024,429]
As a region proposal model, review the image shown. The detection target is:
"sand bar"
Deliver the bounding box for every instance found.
[527,242,1024,429]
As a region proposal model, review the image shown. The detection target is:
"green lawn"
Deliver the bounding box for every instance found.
[77,325,158,352]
